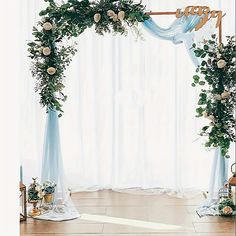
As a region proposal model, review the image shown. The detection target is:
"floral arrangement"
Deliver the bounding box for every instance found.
[28,0,149,116]
[28,178,43,201]
[42,180,56,195]
[218,198,235,216]
[192,35,236,158]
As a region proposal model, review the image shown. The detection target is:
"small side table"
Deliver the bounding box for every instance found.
[20,182,27,222]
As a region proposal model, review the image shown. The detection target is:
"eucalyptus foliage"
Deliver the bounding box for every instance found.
[28,0,149,116]
[192,35,236,158]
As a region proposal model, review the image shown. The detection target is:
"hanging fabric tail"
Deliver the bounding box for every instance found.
[36,109,79,221]
[197,147,229,216]
[41,109,64,189]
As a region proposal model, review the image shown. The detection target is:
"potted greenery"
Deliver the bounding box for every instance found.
[42,180,56,203]
[28,178,43,216]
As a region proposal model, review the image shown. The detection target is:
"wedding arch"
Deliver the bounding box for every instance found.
[27,0,235,220]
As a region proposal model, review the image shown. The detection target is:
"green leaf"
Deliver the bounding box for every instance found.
[193,75,200,83]
[199,81,206,85]
[202,126,209,131]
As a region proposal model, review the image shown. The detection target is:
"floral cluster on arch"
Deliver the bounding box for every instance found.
[27,0,149,116]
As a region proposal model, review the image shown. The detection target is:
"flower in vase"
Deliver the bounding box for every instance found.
[222,206,233,215]
[217,59,226,68]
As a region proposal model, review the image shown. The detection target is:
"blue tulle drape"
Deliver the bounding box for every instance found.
[142,16,202,66]
[41,109,63,186]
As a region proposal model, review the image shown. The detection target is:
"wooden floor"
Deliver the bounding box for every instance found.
[21,190,235,236]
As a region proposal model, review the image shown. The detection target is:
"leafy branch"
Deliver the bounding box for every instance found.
[192,35,236,158]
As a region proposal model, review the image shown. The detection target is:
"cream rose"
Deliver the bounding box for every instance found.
[94,13,101,23]
[217,59,226,68]
[207,115,215,122]
[214,94,222,101]
[222,206,233,215]
[216,53,221,59]
[37,190,43,199]
[202,111,208,118]
[35,185,41,192]
[43,22,53,31]
[42,47,51,56]
[221,91,230,99]
[112,14,118,21]
[107,10,115,17]
[38,46,44,53]
[47,67,56,75]
[118,11,125,21]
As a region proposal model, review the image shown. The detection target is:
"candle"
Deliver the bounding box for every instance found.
[20,165,23,183]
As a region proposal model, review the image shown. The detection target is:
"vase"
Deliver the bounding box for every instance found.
[44,193,53,203]
[28,200,41,217]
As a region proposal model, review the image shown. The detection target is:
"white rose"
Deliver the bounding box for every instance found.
[217,59,226,69]
[94,13,101,23]
[112,14,118,21]
[43,22,53,31]
[216,53,221,59]
[47,67,56,75]
[214,94,222,101]
[118,11,125,21]
[202,111,208,118]
[207,115,215,122]
[42,47,51,56]
[35,186,41,192]
[221,91,230,99]
[38,190,43,199]
[107,10,115,17]
[38,46,44,53]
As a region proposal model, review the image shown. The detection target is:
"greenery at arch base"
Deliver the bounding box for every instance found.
[28,0,236,158]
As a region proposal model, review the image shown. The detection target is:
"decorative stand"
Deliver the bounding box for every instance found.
[228,163,236,204]
[19,182,27,222]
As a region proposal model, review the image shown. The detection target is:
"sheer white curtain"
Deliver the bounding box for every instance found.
[19,0,235,195]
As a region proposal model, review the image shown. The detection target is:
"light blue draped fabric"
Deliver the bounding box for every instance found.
[41,109,63,187]
[142,16,229,215]
[197,147,229,216]
[40,109,79,221]
[142,16,202,66]
[142,15,200,44]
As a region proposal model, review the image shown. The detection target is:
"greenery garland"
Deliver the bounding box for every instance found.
[192,35,236,158]
[28,0,149,116]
